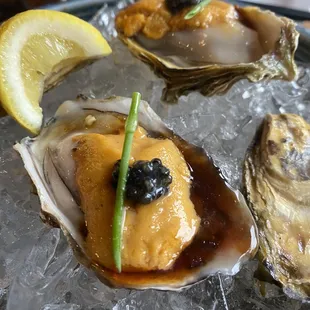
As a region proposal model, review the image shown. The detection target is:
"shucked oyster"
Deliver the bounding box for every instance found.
[116,0,299,101]
[15,96,258,289]
[244,114,310,299]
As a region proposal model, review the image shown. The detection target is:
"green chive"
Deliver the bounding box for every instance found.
[112,92,141,273]
[184,0,211,20]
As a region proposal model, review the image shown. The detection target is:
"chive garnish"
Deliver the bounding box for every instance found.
[112,92,141,273]
[184,0,211,20]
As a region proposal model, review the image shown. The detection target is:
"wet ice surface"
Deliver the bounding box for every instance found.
[1,3,310,310]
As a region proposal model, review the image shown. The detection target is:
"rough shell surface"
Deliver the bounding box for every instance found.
[118,6,299,102]
[14,96,258,289]
[244,114,310,300]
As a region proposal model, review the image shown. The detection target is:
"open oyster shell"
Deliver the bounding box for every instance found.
[117,3,299,101]
[15,96,258,290]
[244,114,310,300]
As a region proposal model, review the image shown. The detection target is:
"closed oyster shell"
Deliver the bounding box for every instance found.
[15,96,258,290]
[244,114,310,299]
[117,5,299,101]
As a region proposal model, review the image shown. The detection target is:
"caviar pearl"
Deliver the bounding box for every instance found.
[165,0,201,14]
[112,158,173,204]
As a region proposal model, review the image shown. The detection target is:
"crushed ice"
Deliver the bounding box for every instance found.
[1,1,310,309]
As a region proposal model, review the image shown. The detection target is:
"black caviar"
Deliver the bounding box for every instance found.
[165,0,201,14]
[112,158,173,204]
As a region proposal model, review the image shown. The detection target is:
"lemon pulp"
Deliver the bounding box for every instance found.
[0,10,112,134]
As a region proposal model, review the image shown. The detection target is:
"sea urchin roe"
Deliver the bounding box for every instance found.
[72,126,200,272]
[116,0,239,39]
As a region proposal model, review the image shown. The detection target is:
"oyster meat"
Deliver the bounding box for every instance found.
[244,114,310,299]
[15,96,258,289]
[116,0,299,101]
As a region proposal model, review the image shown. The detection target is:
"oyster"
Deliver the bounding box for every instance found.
[244,114,310,299]
[116,0,299,101]
[15,96,258,289]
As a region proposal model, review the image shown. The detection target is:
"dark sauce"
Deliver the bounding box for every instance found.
[81,114,255,286]
[172,135,251,269]
[147,132,253,271]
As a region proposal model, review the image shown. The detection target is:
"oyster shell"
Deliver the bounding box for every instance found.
[244,114,310,299]
[116,0,299,101]
[15,96,258,289]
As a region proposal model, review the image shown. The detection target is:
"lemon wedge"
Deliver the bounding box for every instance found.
[0,10,112,134]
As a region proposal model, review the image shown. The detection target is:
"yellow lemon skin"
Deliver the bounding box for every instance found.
[0,10,112,134]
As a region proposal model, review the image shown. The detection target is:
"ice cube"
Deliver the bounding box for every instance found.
[2,1,310,309]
